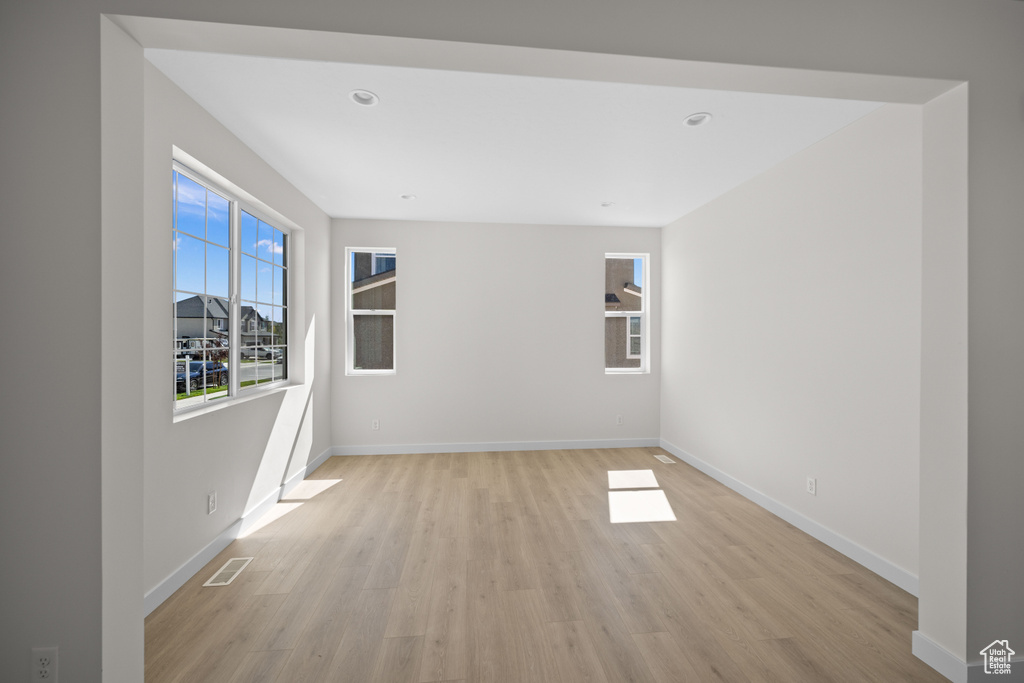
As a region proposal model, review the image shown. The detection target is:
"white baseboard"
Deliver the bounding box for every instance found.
[237,487,283,538]
[910,631,1023,683]
[913,631,966,683]
[967,654,1024,682]
[144,519,241,616]
[659,440,920,596]
[283,446,334,495]
[331,437,660,457]
[144,446,335,616]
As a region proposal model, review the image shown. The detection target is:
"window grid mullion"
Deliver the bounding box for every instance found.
[229,199,241,397]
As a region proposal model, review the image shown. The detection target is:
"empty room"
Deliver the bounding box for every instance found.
[137,19,952,682]
[5,2,1023,683]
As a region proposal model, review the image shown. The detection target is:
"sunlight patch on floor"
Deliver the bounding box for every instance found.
[608,469,659,489]
[285,478,342,500]
[608,490,677,523]
[239,502,303,537]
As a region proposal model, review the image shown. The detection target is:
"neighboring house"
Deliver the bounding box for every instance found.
[240,305,275,348]
[351,269,396,310]
[174,295,229,341]
[174,294,278,349]
[605,257,642,369]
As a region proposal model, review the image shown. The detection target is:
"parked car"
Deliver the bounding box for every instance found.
[176,361,228,394]
[241,346,283,361]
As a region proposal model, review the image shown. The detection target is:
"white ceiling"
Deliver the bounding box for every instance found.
[146,48,882,227]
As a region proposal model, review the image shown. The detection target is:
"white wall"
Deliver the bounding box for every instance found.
[332,219,660,450]
[142,64,333,597]
[661,103,923,576]
[917,84,969,676]
[101,17,146,680]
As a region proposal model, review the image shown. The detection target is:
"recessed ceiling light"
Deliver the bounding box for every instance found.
[685,112,713,127]
[349,89,379,106]
[401,194,416,200]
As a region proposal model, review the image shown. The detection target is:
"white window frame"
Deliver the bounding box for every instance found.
[346,246,397,375]
[626,315,642,359]
[605,253,649,374]
[173,161,291,412]
[372,252,396,276]
[237,204,289,395]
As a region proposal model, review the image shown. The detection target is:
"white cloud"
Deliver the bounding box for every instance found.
[256,238,284,256]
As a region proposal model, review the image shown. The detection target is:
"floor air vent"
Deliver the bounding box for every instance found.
[203,557,254,587]
[653,454,675,464]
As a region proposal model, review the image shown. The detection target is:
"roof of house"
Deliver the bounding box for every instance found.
[352,267,397,292]
[605,293,621,304]
[176,295,229,318]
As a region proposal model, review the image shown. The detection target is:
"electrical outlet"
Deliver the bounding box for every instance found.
[371,418,380,431]
[806,477,817,496]
[208,491,217,515]
[32,646,58,682]
[616,414,624,426]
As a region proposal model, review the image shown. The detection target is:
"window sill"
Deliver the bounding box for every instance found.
[605,368,650,375]
[172,380,295,422]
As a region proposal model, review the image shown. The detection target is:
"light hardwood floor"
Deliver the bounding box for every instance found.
[145,448,946,682]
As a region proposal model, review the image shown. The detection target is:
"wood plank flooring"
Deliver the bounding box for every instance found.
[145,448,946,682]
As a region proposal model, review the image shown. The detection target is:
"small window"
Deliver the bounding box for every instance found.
[347,248,396,374]
[605,254,648,373]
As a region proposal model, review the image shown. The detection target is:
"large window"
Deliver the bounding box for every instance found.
[173,164,289,410]
[605,253,648,373]
[346,248,396,374]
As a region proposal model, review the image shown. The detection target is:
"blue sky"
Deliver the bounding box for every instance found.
[173,171,285,309]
